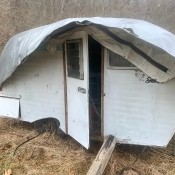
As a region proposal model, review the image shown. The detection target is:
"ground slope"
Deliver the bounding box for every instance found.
[0,117,174,175]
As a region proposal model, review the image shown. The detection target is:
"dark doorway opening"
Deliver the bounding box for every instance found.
[88,36,102,138]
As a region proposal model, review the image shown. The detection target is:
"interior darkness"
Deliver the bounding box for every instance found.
[88,35,101,137]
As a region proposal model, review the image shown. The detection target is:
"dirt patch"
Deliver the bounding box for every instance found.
[0,117,174,175]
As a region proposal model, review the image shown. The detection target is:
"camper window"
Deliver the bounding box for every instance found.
[107,50,135,69]
[66,39,84,79]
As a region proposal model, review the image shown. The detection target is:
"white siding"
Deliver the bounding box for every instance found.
[0,50,66,131]
[0,96,19,118]
[104,52,175,147]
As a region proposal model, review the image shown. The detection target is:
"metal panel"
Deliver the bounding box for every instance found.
[66,31,89,149]
[1,49,66,131]
[0,96,19,118]
[104,49,175,147]
[1,18,175,85]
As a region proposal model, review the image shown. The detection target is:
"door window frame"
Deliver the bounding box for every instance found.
[65,39,84,80]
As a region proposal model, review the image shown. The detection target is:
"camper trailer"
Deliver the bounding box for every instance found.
[0,18,175,149]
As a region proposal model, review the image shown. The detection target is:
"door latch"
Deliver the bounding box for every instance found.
[78,87,86,94]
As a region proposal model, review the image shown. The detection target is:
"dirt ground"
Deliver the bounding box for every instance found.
[0,117,174,175]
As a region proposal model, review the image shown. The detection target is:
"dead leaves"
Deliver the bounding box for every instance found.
[3,169,12,175]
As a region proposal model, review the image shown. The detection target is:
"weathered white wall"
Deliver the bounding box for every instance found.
[104,50,175,146]
[0,49,66,131]
[0,96,19,118]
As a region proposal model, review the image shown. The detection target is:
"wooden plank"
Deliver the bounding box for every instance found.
[173,134,175,156]
[62,43,68,134]
[101,46,104,137]
[87,135,117,175]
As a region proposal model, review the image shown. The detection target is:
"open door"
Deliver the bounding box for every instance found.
[88,36,102,139]
[65,32,89,148]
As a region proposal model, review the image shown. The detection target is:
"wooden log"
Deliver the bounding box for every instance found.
[87,135,117,175]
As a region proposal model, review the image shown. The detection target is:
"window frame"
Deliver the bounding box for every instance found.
[106,49,137,70]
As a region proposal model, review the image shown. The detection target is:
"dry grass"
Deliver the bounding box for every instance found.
[0,117,175,175]
[0,117,94,175]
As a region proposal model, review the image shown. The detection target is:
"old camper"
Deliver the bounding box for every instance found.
[0,17,175,149]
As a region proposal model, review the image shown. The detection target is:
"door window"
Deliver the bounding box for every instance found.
[66,39,84,79]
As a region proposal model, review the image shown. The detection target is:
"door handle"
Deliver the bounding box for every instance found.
[78,87,86,94]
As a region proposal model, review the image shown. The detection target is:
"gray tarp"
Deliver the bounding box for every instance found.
[1,17,175,84]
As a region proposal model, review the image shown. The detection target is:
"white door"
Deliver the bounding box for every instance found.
[65,32,89,148]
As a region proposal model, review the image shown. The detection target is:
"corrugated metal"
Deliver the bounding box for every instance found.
[0,49,66,131]
[104,49,175,147]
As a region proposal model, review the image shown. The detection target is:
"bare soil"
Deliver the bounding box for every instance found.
[0,117,174,175]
